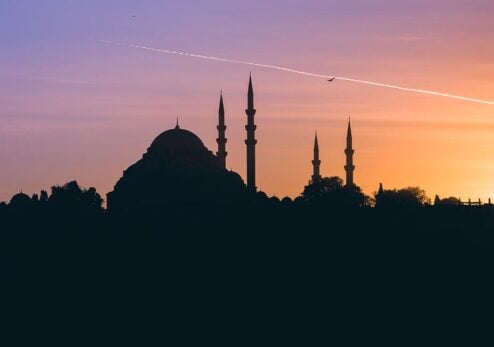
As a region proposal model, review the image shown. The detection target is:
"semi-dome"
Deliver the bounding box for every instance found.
[148,124,206,154]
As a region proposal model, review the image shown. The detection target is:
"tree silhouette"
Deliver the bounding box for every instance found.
[48,181,103,215]
[375,186,429,208]
[302,176,343,202]
[341,184,371,208]
[81,187,104,213]
[40,190,48,204]
[302,176,369,208]
[0,201,7,215]
[434,195,461,206]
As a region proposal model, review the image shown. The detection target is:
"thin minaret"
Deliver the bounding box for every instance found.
[245,74,257,192]
[378,182,384,195]
[311,131,321,183]
[376,182,384,207]
[344,118,355,187]
[216,92,227,169]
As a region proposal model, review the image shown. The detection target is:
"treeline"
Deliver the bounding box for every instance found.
[2,177,493,328]
[1,177,492,219]
[1,177,493,239]
[1,181,103,217]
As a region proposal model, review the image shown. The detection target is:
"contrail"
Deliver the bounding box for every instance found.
[98,40,494,106]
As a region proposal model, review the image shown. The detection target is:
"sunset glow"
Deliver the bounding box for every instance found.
[1,0,493,202]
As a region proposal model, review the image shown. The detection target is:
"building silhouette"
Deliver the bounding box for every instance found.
[216,92,227,169]
[306,120,357,187]
[311,132,321,184]
[9,191,32,211]
[378,182,384,196]
[107,76,260,212]
[245,74,257,192]
[106,121,246,213]
[344,119,355,187]
[106,73,362,213]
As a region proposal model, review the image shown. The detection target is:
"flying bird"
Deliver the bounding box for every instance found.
[97,40,494,105]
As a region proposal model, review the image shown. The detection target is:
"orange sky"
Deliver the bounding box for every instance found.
[1,1,493,203]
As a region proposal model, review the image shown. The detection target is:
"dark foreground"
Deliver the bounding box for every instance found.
[2,204,494,343]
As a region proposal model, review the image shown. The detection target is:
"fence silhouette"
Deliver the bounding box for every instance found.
[457,198,492,206]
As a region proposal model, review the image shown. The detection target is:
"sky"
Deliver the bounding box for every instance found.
[1,0,494,203]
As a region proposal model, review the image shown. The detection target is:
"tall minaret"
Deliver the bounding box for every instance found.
[245,74,257,192]
[344,118,355,187]
[311,132,321,183]
[216,92,227,169]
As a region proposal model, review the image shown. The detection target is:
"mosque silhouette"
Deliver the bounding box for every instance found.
[1,77,493,337]
[107,75,356,212]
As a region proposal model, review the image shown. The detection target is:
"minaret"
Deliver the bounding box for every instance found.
[311,132,321,183]
[216,92,227,169]
[245,74,257,192]
[344,118,355,187]
[376,182,384,207]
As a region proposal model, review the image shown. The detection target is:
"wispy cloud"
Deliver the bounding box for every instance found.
[98,40,494,106]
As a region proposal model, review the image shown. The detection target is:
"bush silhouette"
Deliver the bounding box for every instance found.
[376,186,429,208]
[48,181,103,216]
[302,176,369,208]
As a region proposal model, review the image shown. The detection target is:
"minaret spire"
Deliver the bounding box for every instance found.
[219,91,224,114]
[344,118,355,187]
[311,131,321,183]
[248,72,254,110]
[216,91,227,169]
[245,74,257,192]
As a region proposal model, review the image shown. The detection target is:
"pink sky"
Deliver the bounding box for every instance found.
[1,0,493,202]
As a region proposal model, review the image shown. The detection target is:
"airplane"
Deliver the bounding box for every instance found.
[327,77,335,82]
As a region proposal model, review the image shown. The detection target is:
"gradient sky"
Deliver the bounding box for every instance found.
[1,0,494,203]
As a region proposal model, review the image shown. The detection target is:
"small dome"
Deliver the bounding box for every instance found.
[148,126,206,154]
[9,192,31,207]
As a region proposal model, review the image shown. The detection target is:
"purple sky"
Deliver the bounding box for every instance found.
[1,0,494,202]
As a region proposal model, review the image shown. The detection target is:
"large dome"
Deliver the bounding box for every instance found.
[148,125,206,154]
[108,123,247,213]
